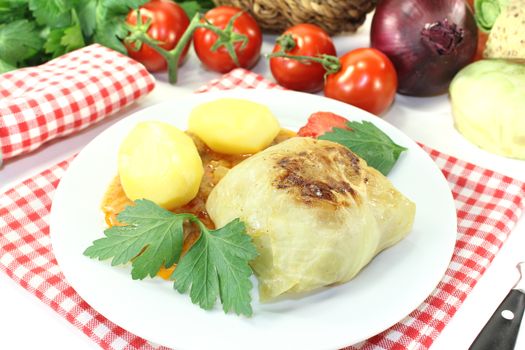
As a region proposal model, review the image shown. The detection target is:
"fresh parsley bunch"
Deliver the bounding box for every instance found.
[84,199,259,316]
[0,0,214,74]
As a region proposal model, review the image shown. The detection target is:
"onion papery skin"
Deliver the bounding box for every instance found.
[370,0,478,96]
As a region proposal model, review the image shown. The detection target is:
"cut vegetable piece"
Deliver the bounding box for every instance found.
[297,111,350,138]
[188,98,280,155]
[118,121,204,209]
[483,0,525,59]
[474,0,509,32]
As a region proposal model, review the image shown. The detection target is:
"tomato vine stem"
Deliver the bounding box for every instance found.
[268,34,341,76]
[269,51,342,76]
[125,11,248,84]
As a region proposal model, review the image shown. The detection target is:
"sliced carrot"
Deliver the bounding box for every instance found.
[157,265,177,280]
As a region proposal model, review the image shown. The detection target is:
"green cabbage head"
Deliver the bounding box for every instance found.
[450,59,525,159]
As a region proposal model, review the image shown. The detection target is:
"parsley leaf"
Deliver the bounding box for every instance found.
[92,0,148,54]
[83,199,186,280]
[0,0,29,23]
[28,0,72,28]
[173,218,258,316]
[0,58,16,74]
[75,0,96,37]
[0,0,216,70]
[175,0,215,18]
[44,28,68,58]
[44,15,85,59]
[0,20,43,66]
[104,0,148,15]
[61,21,85,52]
[319,121,407,175]
[84,199,258,316]
[93,18,128,54]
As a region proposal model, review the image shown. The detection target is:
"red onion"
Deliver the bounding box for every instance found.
[370,0,478,96]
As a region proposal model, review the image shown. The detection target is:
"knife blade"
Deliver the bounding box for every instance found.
[470,262,525,350]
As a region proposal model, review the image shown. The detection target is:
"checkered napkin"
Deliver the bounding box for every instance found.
[0,44,155,164]
[1,68,525,350]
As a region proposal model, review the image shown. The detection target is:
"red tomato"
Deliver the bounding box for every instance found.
[324,48,397,116]
[193,6,262,73]
[270,24,336,92]
[125,0,190,72]
[297,112,350,138]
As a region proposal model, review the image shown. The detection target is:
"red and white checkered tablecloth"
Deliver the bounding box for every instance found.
[0,44,155,164]
[1,68,525,350]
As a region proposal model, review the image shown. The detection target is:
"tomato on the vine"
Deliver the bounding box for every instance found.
[324,48,397,116]
[193,6,262,73]
[270,24,336,93]
[125,0,190,72]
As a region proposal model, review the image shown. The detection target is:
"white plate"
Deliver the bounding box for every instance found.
[50,89,457,350]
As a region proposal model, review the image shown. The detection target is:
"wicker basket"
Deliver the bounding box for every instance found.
[211,0,377,35]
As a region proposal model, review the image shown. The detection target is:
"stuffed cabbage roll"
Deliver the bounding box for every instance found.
[206,137,416,301]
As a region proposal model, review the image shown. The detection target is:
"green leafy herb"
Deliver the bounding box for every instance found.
[44,12,86,59]
[92,0,148,54]
[0,19,43,68]
[84,199,258,316]
[75,0,96,37]
[0,0,151,72]
[101,0,149,15]
[44,28,69,58]
[173,218,258,316]
[0,0,29,23]
[319,121,407,175]
[28,0,73,28]
[175,0,215,19]
[0,58,16,73]
[0,0,217,73]
[61,22,86,52]
[84,199,185,279]
[93,16,129,54]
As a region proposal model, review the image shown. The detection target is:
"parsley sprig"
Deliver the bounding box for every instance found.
[84,199,258,316]
[0,0,146,73]
[319,120,407,175]
[0,0,214,74]
[173,217,257,316]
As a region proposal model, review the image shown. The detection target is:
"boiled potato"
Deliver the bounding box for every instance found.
[118,121,203,210]
[188,98,280,155]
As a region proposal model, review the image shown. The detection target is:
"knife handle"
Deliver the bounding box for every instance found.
[470,289,525,350]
